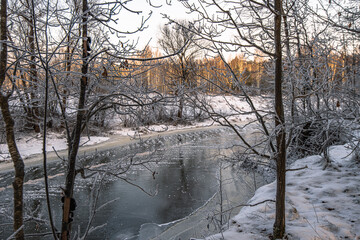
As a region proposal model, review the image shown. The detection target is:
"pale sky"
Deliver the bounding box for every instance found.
[113,0,324,57]
[115,0,192,50]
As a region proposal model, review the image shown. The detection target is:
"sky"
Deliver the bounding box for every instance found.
[115,0,192,50]
[112,0,324,58]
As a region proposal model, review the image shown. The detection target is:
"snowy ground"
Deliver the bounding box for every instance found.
[0,133,109,162]
[205,144,360,240]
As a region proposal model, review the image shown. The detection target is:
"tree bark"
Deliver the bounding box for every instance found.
[20,0,40,132]
[0,0,25,239]
[273,0,287,238]
[28,10,40,132]
[0,98,25,240]
[61,0,89,239]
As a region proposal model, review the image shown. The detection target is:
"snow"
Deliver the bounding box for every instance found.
[0,133,109,161]
[205,95,271,122]
[204,149,360,240]
[108,120,214,136]
[108,95,271,135]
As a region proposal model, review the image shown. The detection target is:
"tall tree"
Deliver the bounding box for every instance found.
[273,0,286,237]
[158,21,201,120]
[61,0,90,238]
[12,0,43,132]
[0,0,25,239]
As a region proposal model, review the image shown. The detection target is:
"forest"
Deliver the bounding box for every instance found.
[0,0,359,239]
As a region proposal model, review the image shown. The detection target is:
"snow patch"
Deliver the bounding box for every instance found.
[0,134,109,162]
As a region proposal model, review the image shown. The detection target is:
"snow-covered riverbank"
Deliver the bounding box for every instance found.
[0,124,226,172]
[0,95,269,171]
[205,144,360,239]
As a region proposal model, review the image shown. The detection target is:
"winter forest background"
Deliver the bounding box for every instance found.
[1,0,360,239]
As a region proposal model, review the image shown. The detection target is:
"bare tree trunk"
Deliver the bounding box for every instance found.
[273,0,286,238]
[63,34,71,110]
[28,14,40,133]
[61,0,89,239]
[283,12,297,123]
[0,98,25,240]
[178,92,184,119]
[20,0,41,132]
[0,0,25,239]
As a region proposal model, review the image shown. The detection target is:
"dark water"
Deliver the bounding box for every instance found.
[0,129,265,240]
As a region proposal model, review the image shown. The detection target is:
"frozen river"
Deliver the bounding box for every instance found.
[0,128,267,239]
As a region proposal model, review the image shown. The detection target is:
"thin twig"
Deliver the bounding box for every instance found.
[6,225,24,240]
[213,199,275,216]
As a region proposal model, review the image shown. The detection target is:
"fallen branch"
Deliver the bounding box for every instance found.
[286,165,308,172]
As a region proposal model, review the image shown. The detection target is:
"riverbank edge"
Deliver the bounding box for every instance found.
[0,125,224,173]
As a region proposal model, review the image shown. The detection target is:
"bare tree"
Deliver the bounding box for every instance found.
[273,0,286,237]
[60,0,90,237]
[0,0,25,239]
[158,20,202,120]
